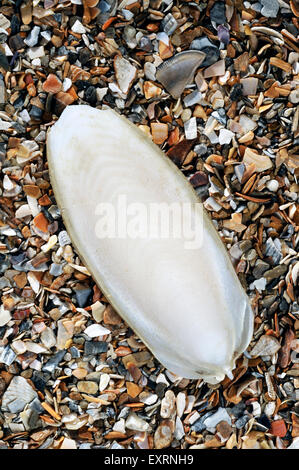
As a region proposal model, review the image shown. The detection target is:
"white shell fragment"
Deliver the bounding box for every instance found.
[47,105,254,384]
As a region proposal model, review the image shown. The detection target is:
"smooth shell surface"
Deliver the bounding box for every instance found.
[47,105,254,384]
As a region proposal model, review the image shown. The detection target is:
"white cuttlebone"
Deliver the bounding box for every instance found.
[47,105,254,384]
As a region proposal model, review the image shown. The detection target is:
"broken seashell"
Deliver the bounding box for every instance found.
[156,51,206,99]
[47,105,254,384]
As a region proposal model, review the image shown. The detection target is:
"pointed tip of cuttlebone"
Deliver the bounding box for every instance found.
[156,50,206,99]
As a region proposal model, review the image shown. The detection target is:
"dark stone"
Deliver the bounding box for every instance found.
[230,403,246,418]
[84,341,108,355]
[30,397,44,414]
[85,86,97,106]
[42,349,66,373]
[68,51,78,64]
[155,382,167,398]
[190,37,220,67]
[31,371,49,392]
[0,51,10,71]
[11,15,20,35]
[75,80,90,91]
[210,1,226,25]
[256,414,270,429]
[139,36,153,52]
[189,171,208,188]
[9,34,25,51]
[230,84,243,101]
[30,105,43,120]
[79,47,91,66]
[235,415,250,429]
[70,346,81,358]
[75,287,92,307]
[279,298,289,313]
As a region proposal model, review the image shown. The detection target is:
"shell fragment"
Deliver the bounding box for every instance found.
[47,105,254,384]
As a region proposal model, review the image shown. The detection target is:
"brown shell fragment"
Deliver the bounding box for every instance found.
[156,51,206,99]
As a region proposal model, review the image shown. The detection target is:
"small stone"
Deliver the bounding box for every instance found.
[151,122,168,144]
[126,412,150,432]
[243,148,272,172]
[103,305,122,325]
[154,420,173,449]
[210,1,226,24]
[161,390,176,418]
[77,381,98,395]
[84,341,108,355]
[72,368,87,379]
[184,117,197,140]
[122,351,152,368]
[216,421,233,440]
[234,52,249,72]
[114,55,137,94]
[204,408,231,432]
[204,60,225,78]
[71,20,86,34]
[189,171,208,188]
[270,419,287,437]
[190,37,220,67]
[2,376,38,413]
[253,259,270,279]
[289,89,299,104]
[56,320,74,349]
[0,306,11,327]
[161,13,178,35]
[241,77,258,96]
[42,350,66,373]
[261,0,279,18]
[250,335,281,357]
[27,46,45,60]
[144,81,162,99]
[43,74,62,94]
[61,438,77,449]
[84,324,110,338]
[219,129,234,145]
[126,382,142,398]
[263,264,288,282]
[41,327,56,349]
[183,90,201,107]
[24,26,40,47]
[266,179,279,192]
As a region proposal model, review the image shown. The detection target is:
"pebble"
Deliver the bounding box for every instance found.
[250,335,281,357]
[261,0,279,18]
[84,341,108,355]
[0,306,11,327]
[266,179,279,192]
[84,324,110,338]
[154,420,173,449]
[24,26,40,47]
[190,37,220,67]
[160,390,176,419]
[289,89,299,104]
[210,1,226,24]
[27,46,45,60]
[42,74,62,94]
[184,117,197,140]
[126,412,150,432]
[263,264,288,282]
[219,128,234,145]
[42,349,66,373]
[71,20,86,34]
[75,287,92,308]
[203,407,232,432]
[2,376,37,413]
[77,381,98,395]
